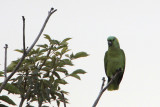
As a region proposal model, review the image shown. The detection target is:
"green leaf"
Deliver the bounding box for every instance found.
[49,76,54,83]
[55,92,63,99]
[61,47,67,54]
[0,95,16,105]
[40,48,49,53]
[69,74,81,80]
[69,69,86,80]
[0,71,4,76]
[53,72,61,79]
[17,76,23,86]
[71,69,86,74]
[51,40,60,45]
[73,52,88,59]
[70,53,74,59]
[43,72,49,78]
[14,49,23,53]
[42,67,51,72]
[37,44,48,48]
[61,59,73,66]
[61,38,71,43]
[61,90,69,95]
[65,54,70,58]
[52,81,58,91]
[56,100,60,107]
[60,38,71,45]
[44,88,50,103]
[7,61,18,72]
[44,34,51,42]
[50,86,56,100]
[56,68,68,74]
[0,104,8,107]
[55,51,61,56]
[55,79,68,85]
[0,83,20,94]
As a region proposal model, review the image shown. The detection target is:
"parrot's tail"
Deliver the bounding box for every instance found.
[107,71,124,91]
[107,81,119,91]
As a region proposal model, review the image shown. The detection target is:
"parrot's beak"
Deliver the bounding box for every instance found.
[108,41,112,47]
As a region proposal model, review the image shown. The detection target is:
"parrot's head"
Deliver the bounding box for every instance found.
[107,36,120,48]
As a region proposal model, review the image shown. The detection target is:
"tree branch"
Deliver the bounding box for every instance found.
[26,8,57,54]
[19,86,31,107]
[22,16,26,54]
[0,8,57,93]
[4,44,8,79]
[92,71,123,107]
[38,44,53,70]
[101,77,105,90]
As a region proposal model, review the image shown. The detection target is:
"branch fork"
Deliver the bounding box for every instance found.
[0,7,57,93]
[92,71,123,107]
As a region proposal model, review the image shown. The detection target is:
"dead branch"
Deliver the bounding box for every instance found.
[4,44,8,79]
[22,16,26,54]
[92,71,122,107]
[0,8,57,93]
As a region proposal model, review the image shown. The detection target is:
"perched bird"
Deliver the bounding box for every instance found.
[104,36,125,91]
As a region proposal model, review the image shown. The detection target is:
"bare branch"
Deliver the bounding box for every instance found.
[22,16,26,54]
[0,8,57,93]
[101,77,105,90]
[92,71,123,107]
[26,8,57,54]
[4,44,8,79]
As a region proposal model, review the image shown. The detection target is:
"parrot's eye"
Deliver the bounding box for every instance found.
[108,40,112,43]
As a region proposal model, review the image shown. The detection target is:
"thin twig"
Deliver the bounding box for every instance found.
[38,44,53,70]
[101,77,105,90]
[0,8,57,93]
[61,91,66,107]
[4,44,8,79]
[22,16,26,54]
[19,86,31,107]
[26,8,57,54]
[92,71,122,107]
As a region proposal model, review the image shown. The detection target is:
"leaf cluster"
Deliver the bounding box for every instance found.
[1,34,88,106]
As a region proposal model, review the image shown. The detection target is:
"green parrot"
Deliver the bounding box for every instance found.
[104,36,125,91]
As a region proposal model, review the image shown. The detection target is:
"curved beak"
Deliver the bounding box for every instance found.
[108,41,112,47]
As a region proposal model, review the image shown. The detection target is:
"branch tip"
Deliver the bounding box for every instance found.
[4,44,8,48]
[0,7,57,93]
[22,16,25,21]
[51,7,54,11]
[4,44,8,79]
[102,77,105,81]
[92,71,122,107]
[101,77,106,90]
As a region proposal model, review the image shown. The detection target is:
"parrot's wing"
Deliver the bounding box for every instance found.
[104,51,111,82]
[121,49,126,72]
[116,49,125,86]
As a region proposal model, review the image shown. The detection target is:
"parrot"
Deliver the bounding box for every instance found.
[104,36,125,91]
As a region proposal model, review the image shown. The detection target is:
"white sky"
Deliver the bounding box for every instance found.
[0,0,160,107]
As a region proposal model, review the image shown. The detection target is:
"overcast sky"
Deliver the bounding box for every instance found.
[1,0,160,107]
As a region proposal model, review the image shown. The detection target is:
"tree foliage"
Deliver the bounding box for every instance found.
[0,34,88,107]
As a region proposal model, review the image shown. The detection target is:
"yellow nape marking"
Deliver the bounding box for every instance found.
[116,38,119,43]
